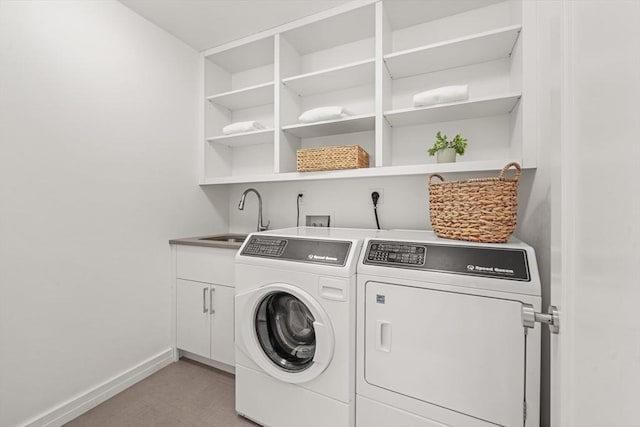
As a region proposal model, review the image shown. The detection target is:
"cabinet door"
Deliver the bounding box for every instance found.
[176,279,211,358]
[210,284,235,366]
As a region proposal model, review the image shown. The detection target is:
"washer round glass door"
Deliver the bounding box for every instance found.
[236,283,335,383]
[255,292,316,372]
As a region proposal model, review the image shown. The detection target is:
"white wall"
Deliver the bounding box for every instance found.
[554,1,640,425]
[0,1,228,425]
[230,176,429,232]
[229,171,537,233]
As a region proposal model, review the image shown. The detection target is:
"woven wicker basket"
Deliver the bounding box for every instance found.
[428,162,521,243]
[297,145,369,172]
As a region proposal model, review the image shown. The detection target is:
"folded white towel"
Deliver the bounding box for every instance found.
[298,106,354,124]
[413,85,469,107]
[222,121,266,135]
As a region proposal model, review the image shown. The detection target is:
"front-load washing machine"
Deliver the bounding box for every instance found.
[235,227,380,427]
[356,230,542,427]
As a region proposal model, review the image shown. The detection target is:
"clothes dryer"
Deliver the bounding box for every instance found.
[235,227,380,427]
[356,230,542,427]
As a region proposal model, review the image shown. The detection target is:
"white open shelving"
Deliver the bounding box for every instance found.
[203,34,276,180]
[199,0,538,184]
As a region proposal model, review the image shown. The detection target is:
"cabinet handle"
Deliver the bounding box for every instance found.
[202,287,208,314]
[210,287,215,315]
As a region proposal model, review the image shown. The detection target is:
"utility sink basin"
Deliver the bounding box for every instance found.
[170,233,249,249]
[198,234,248,243]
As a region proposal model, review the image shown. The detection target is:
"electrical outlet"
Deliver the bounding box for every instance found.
[306,215,331,227]
[369,188,384,205]
[297,191,305,205]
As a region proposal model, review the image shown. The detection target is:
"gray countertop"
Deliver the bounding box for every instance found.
[169,233,248,250]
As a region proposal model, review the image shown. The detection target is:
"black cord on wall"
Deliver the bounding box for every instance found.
[296,193,303,227]
[371,191,380,230]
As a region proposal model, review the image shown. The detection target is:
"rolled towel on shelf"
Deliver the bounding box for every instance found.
[222,121,266,135]
[298,106,354,124]
[413,85,469,107]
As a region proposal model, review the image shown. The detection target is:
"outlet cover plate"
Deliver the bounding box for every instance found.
[306,215,330,227]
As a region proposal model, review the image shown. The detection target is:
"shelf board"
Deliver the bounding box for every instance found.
[282,114,375,139]
[282,58,375,97]
[206,82,274,110]
[384,93,521,127]
[206,129,274,147]
[200,159,528,185]
[384,25,522,79]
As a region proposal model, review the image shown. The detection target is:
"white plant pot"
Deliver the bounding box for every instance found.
[436,148,457,163]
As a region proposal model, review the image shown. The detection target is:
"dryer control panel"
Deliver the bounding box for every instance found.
[364,240,530,281]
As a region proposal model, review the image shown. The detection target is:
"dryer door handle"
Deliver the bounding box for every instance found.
[376,320,392,353]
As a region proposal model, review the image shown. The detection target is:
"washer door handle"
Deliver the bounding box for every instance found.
[312,321,334,368]
[376,320,392,353]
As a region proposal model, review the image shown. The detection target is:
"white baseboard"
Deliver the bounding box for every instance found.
[24,348,174,427]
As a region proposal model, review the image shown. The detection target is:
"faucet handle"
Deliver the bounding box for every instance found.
[260,220,270,232]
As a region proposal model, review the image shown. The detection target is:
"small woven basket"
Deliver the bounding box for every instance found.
[428,162,521,243]
[297,145,369,172]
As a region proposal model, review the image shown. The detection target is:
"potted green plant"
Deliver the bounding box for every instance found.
[428,131,468,163]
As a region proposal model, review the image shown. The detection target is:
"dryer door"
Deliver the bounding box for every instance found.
[236,283,335,384]
[364,281,526,427]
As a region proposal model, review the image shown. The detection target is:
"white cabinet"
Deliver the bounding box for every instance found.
[175,244,235,285]
[174,245,236,368]
[199,0,538,185]
[176,279,235,367]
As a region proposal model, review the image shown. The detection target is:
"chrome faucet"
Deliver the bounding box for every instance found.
[238,188,270,232]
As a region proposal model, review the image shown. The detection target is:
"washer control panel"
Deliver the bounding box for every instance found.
[240,236,352,266]
[243,237,287,257]
[367,242,426,266]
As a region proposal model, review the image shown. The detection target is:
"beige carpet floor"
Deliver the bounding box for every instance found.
[65,358,258,427]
